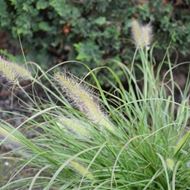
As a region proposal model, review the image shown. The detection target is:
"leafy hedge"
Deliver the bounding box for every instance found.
[0,0,190,76]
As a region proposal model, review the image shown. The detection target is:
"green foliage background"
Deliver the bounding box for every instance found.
[0,0,190,78]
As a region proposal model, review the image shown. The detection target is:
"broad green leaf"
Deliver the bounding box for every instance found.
[36,0,49,9]
[95,17,106,25]
[74,41,101,62]
[50,0,66,17]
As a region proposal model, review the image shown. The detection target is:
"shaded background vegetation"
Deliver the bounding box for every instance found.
[0,0,190,82]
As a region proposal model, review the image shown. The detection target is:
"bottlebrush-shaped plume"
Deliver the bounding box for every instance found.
[57,116,90,138]
[131,19,152,49]
[0,56,32,82]
[55,73,115,133]
[69,160,94,180]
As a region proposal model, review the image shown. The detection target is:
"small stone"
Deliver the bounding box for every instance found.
[4,161,9,166]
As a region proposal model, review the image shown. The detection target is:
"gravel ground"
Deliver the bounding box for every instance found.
[0,78,34,186]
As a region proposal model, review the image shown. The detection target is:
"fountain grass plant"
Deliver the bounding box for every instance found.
[1,20,190,189]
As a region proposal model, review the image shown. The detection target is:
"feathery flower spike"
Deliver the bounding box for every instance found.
[70,160,94,180]
[57,117,90,138]
[0,56,32,82]
[55,73,115,133]
[131,19,152,49]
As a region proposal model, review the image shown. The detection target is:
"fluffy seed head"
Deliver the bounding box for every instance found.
[69,160,94,180]
[55,73,115,133]
[0,56,32,82]
[166,158,174,171]
[142,24,152,48]
[57,117,90,138]
[131,19,152,49]
[0,61,15,81]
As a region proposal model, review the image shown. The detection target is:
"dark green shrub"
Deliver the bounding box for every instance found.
[0,0,190,78]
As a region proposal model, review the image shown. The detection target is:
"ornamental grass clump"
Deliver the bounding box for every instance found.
[0,20,190,189]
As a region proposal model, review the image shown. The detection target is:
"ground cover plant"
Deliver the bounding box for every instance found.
[0,20,190,189]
